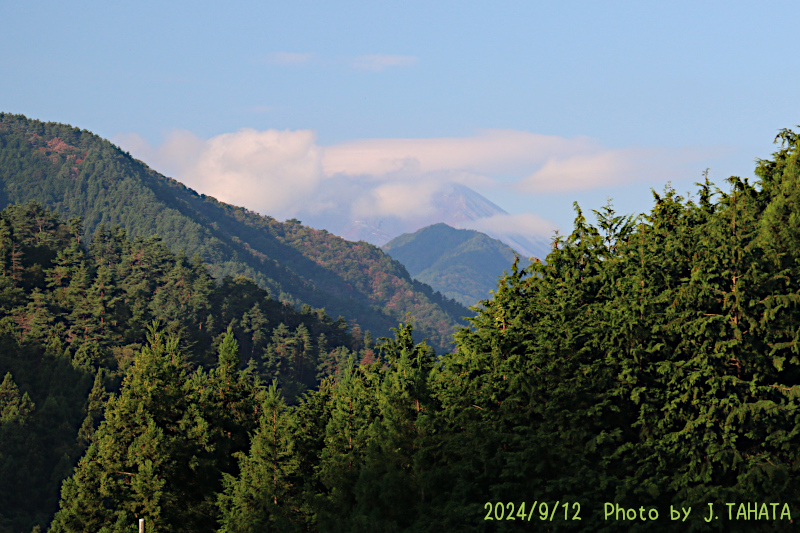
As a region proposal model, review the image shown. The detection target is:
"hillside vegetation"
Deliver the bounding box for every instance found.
[5,117,800,532]
[382,223,531,306]
[0,202,369,532]
[42,128,800,532]
[0,113,468,353]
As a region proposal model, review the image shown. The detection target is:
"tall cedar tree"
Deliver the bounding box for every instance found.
[49,325,257,533]
[216,380,300,533]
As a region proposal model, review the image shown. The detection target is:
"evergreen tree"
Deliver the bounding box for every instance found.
[315,356,379,533]
[352,324,434,532]
[200,327,259,484]
[50,324,255,533]
[0,371,35,425]
[217,381,300,533]
[77,370,109,446]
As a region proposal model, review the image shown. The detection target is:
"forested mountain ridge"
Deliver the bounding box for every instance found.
[382,223,531,306]
[41,128,800,532]
[0,113,468,352]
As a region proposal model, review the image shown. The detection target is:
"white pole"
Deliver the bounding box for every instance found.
[139,518,144,533]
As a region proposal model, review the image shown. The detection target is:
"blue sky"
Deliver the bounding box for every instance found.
[3,1,799,244]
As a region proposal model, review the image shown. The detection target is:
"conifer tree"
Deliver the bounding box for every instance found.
[200,326,259,480]
[50,324,256,533]
[0,371,35,425]
[315,355,379,533]
[217,381,300,533]
[77,370,109,446]
[352,324,434,531]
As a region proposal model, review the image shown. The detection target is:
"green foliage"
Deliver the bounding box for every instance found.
[0,202,359,531]
[382,223,531,306]
[405,135,800,531]
[6,115,800,533]
[217,326,242,378]
[50,324,259,533]
[0,372,35,425]
[217,381,300,533]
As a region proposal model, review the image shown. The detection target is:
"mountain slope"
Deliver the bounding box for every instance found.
[382,223,530,306]
[303,182,552,260]
[0,113,468,352]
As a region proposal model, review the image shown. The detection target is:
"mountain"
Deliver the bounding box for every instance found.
[0,113,468,353]
[307,182,552,260]
[382,223,531,307]
[430,183,550,260]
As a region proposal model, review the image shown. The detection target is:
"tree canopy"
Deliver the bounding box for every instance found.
[5,124,800,532]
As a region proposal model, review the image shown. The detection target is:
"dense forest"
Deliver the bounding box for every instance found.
[0,113,468,354]
[0,203,368,532]
[5,121,800,532]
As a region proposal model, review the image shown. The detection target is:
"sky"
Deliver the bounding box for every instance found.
[3,1,799,247]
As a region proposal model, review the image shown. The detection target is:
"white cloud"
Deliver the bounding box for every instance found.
[323,131,723,195]
[518,150,639,193]
[461,213,559,239]
[517,145,723,194]
[350,54,418,71]
[195,129,322,216]
[118,129,323,220]
[115,127,723,237]
[114,132,152,159]
[322,130,598,177]
[152,129,207,175]
[352,180,441,219]
[266,52,315,65]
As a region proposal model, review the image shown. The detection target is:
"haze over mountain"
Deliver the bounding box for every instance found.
[0,113,469,353]
[117,129,566,262]
[382,223,532,307]
[303,182,552,260]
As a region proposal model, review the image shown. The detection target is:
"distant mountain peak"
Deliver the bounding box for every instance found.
[311,181,550,260]
[430,183,506,223]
